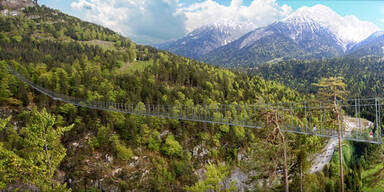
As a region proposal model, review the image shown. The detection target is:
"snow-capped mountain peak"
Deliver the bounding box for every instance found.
[283,4,337,23]
[348,30,384,52]
[369,31,384,39]
[283,4,380,49]
[158,19,255,59]
[191,19,255,38]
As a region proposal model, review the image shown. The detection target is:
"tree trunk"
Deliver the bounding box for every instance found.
[334,90,344,192]
[337,114,344,192]
[277,117,289,192]
[274,112,289,192]
[300,162,303,192]
[282,134,289,192]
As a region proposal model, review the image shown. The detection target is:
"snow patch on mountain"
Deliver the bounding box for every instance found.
[283,4,380,49]
[239,27,272,49]
[349,31,384,52]
[157,18,255,59]
[190,19,255,46]
[368,31,384,39]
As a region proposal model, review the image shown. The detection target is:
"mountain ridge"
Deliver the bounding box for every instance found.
[160,4,381,67]
[157,19,254,59]
[203,13,345,67]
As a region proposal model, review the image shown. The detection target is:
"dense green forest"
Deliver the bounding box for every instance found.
[252,56,384,191]
[0,4,383,192]
[252,56,384,98]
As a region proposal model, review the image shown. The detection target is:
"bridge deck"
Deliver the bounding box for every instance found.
[7,64,384,144]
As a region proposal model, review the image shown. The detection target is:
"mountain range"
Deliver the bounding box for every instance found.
[157,19,254,60]
[158,4,382,67]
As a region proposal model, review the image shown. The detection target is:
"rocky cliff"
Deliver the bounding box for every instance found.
[0,0,36,10]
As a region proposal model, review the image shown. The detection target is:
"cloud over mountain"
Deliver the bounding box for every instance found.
[182,0,292,33]
[284,4,380,47]
[71,0,292,45]
[71,0,186,45]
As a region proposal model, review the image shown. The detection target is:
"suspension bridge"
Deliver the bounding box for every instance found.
[7,65,384,144]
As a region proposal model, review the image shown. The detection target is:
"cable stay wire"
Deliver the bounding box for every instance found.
[7,64,384,144]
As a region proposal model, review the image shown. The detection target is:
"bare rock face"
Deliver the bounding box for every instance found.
[0,0,36,10]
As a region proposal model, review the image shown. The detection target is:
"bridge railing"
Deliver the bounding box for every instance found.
[7,64,384,144]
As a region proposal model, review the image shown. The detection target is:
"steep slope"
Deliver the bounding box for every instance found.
[0,4,382,192]
[157,20,254,59]
[0,0,36,10]
[282,4,379,50]
[252,56,384,98]
[204,17,343,67]
[0,5,328,192]
[347,31,384,57]
[203,4,379,67]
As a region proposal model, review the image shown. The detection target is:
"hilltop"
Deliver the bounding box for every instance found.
[0,0,36,10]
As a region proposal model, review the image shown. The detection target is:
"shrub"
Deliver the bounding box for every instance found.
[148,130,161,152]
[111,134,134,160]
[161,134,183,157]
[115,144,134,161]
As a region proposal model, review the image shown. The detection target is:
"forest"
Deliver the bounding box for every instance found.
[252,56,384,98]
[0,4,383,192]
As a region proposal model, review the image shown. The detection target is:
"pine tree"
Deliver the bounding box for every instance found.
[0,109,73,190]
[314,77,346,192]
[246,106,292,191]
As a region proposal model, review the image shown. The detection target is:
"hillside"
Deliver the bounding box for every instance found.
[252,56,384,98]
[0,0,36,10]
[347,31,384,57]
[1,3,383,192]
[162,4,380,68]
[203,19,343,67]
[157,20,254,60]
[0,4,336,192]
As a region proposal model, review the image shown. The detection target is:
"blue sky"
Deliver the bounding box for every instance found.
[38,0,384,45]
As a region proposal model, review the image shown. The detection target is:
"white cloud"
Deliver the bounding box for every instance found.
[71,0,186,45]
[285,4,380,44]
[71,0,95,10]
[70,0,291,44]
[183,0,292,32]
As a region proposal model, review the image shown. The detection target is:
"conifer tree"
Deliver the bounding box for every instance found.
[0,109,73,190]
[314,77,346,192]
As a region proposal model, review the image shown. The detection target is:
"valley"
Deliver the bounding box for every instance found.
[0,1,383,192]
[160,5,381,68]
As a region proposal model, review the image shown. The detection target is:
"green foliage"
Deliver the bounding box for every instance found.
[161,134,183,158]
[134,102,146,114]
[11,35,22,43]
[0,109,72,190]
[0,61,10,103]
[185,163,236,192]
[253,57,384,98]
[96,125,111,147]
[219,125,229,133]
[0,116,10,131]
[59,103,78,118]
[111,135,134,161]
[232,126,245,139]
[151,157,175,191]
[88,137,99,151]
[0,5,320,191]
[313,76,346,102]
[148,130,161,152]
